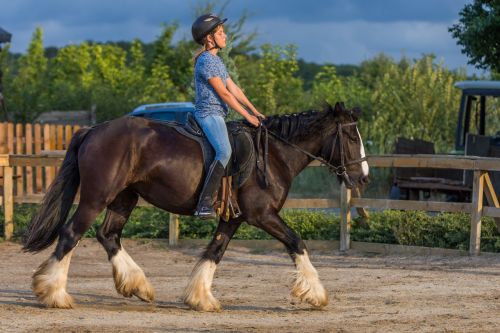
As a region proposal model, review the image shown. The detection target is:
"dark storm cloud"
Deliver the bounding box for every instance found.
[0,0,476,72]
[0,0,465,28]
[224,0,464,23]
[0,0,189,29]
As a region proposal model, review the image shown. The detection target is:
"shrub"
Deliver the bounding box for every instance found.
[1,204,499,252]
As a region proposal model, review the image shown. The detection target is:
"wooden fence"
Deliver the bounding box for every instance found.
[0,153,499,255]
[0,122,82,196]
[345,155,500,256]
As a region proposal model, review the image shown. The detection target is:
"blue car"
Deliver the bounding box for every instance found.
[130,102,195,124]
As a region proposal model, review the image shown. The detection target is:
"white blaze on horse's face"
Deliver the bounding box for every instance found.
[356,128,369,176]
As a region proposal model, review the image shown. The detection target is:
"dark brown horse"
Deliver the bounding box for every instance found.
[23,102,369,311]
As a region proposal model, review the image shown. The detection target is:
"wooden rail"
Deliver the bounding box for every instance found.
[341,155,500,256]
[0,122,82,196]
[1,154,499,255]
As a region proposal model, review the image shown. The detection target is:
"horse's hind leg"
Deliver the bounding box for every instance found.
[183,219,242,311]
[253,212,328,308]
[32,201,105,308]
[96,189,154,303]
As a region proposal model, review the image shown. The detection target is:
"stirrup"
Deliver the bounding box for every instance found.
[194,206,217,219]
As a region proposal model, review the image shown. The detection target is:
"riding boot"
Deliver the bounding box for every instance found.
[194,160,225,219]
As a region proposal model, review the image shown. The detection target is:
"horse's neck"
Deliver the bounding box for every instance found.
[273,136,322,178]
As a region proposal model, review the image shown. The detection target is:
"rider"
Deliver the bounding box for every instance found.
[191,14,265,219]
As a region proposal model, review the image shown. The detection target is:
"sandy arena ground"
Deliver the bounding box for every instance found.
[0,238,499,333]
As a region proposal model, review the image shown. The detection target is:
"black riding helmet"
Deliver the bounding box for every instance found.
[192,14,227,45]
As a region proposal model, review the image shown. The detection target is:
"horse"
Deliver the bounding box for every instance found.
[22,102,369,311]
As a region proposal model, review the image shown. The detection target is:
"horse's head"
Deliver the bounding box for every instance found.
[320,102,369,189]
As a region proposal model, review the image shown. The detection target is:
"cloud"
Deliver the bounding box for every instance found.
[243,17,472,71]
[0,0,478,74]
[0,0,189,27]
[226,0,465,23]
[0,0,468,30]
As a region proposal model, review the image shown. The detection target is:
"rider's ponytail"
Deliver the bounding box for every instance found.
[193,45,206,65]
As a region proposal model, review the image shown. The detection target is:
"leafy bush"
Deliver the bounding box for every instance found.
[2,25,476,156]
[2,204,499,252]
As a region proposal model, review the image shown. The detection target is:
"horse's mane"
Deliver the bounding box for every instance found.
[262,109,331,142]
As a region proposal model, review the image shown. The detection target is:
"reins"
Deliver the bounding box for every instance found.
[255,125,269,187]
[255,121,367,188]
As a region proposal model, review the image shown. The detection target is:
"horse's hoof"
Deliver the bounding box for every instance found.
[112,254,155,302]
[292,284,329,309]
[133,284,155,303]
[35,289,75,309]
[32,254,74,309]
[185,297,222,312]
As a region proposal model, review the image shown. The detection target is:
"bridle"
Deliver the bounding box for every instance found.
[325,121,367,173]
[263,120,367,186]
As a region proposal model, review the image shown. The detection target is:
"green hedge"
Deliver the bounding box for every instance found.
[2,204,499,252]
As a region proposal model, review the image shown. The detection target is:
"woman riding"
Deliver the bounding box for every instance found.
[191,14,265,218]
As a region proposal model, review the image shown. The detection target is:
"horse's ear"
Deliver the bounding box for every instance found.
[351,106,362,120]
[333,102,345,115]
[323,101,334,113]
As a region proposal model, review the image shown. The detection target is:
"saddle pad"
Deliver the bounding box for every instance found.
[138,115,256,188]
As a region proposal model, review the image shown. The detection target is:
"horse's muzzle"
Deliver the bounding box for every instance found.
[342,175,369,190]
[360,175,370,185]
[341,172,354,189]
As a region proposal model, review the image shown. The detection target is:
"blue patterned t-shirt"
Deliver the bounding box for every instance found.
[194,51,229,118]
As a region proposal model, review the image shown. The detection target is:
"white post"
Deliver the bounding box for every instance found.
[469,170,485,256]
[4,166,14,240]
[340,182,351,252]
[169,213,179,246]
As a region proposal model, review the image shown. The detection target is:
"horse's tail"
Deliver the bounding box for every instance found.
[22,127,91,253]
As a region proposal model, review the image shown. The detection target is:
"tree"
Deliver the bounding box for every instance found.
[141,24,186,105]
[449,0,500,72]
[0,43,13,120]
[9,27,48,121]
[90,43,148,121]
[150,23,192,100]
[309,65,371,122]
[368,55,466,153]
[47,43,93,111]
[238,44,305,115]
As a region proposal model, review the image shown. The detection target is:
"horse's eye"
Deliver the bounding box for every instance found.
[350,136,358,143]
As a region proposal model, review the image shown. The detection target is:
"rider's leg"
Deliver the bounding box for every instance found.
[194,114,231,219]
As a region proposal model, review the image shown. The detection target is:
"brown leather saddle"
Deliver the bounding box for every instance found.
[159,114,257,220]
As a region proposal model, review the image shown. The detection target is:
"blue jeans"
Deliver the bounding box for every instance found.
[195,114,232,167]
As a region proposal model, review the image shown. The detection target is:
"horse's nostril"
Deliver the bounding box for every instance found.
[360,176,370,184]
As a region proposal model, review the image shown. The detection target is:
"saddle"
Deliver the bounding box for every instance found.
[155,113,257,220]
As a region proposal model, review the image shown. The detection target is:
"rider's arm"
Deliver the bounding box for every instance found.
[208,77,260,126]
[226,78,265,119]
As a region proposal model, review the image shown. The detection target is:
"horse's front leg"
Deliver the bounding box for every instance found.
[253,211,328,308]
[183,219,242,311]
[96,190,155,303]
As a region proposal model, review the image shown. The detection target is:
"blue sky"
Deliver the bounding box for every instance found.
[0,0,483,74]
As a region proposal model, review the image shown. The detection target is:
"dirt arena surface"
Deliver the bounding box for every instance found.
[0,239,499,333]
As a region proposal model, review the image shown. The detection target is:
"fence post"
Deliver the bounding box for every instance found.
[353,187,369,227]
[3,166,14,240]
[483,172,500,232]
[169,213,179,246]
[340,182,351,252]
[469,170,485,256]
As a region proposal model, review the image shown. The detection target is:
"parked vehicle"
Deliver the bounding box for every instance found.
[130,102,195,124]
[392,80,500,201]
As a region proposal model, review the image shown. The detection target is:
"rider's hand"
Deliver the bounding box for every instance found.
[254,111,266,120]
[246,114,261,127]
